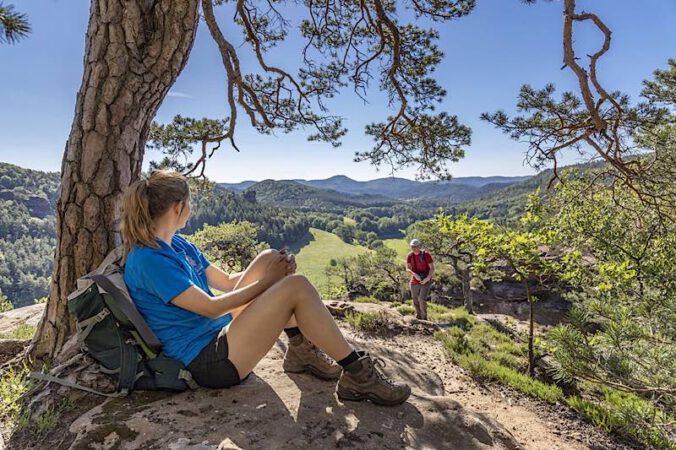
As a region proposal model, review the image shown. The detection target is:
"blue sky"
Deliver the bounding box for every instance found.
[0,0,674,182]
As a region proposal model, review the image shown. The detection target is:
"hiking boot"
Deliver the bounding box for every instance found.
[283,334,342,380]
[336,353,411,406]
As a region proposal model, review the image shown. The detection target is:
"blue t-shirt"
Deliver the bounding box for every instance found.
[123,234,232,365]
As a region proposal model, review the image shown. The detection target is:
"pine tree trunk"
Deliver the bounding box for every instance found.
[32,0,199,359]
[460,266,473,313]
[526,283,535,377]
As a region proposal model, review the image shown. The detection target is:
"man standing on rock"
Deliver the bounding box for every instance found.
[406,239,435,321]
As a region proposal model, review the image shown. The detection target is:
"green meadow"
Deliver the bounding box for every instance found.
[293,228,369,295]
[383,238,409,260]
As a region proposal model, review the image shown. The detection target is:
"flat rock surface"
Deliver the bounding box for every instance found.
[0,304,44,334]
[67,339,519,450]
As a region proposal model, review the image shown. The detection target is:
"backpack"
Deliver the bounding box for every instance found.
[31,247,197,396]
[408,250,430,278]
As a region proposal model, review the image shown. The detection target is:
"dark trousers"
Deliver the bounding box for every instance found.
[410,283,431,320]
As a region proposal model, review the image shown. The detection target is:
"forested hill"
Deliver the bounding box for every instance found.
[0,162,60,219]
[241,179,396,212]
[0,160,588,307]
[449,160,610,222]
[0,163,59,308]
[220,174,531,201]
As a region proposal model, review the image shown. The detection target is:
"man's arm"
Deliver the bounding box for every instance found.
[406,259,421,281]
[422,262,435,284]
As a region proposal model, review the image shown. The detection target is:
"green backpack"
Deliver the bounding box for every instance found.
[32,247,197,396]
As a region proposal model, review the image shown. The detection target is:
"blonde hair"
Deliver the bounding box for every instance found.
[120,170,190,258]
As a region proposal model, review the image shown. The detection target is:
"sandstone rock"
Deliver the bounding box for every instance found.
[0,304,45,335]
[67,339,519,449]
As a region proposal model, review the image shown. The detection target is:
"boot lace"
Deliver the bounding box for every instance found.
[371,357,397,386]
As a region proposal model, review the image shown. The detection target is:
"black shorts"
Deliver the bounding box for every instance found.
[187,326,242,389]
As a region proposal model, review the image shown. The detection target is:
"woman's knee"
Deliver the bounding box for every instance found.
[278,274,314,298]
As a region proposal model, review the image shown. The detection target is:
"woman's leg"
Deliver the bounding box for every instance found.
[226,274,353,378]
[226,249,297,329]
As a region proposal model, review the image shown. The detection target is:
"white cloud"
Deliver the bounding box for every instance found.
[167,91,193,99]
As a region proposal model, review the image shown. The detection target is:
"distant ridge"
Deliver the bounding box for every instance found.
[219,174,532,202]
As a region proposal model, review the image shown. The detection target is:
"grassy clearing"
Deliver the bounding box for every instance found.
[383,238,409,260]
[343,217,357,226]
[345,311,391,335]
[395,301,477,327]
[294,228,369,296]
[0,323,37,340]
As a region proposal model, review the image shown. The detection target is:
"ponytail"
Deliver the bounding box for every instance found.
[120,170,190,259]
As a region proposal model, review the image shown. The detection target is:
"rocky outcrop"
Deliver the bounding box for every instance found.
[0,303,44,335]
[0,190,54,218]
[65,338,519,450]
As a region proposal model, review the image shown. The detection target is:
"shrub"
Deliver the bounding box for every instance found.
[457,353,563,403]
[345,311,390,334]
[566,391,674,449]
[353,296,381,304]
[0,323,37,340]
[0,365,31,434]
[397,305,415,316]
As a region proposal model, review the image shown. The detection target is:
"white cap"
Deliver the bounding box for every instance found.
[409,239,421,247]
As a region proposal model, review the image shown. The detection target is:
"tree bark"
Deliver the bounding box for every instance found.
[526,283,535,377]
[460,265,473,313]
[32,0,199,358]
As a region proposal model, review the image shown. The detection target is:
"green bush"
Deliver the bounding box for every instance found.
[0,293,13,313]
[397,305,415,316]
[353,296,381,304]
[0,365,31,433]
[345,311,390,334]
[566,391,674,449]
[0,323,36,340]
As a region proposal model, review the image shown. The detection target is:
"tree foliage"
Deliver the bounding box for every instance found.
[483,0,674,216]
[542,177,675,401]
[0,2,29,44]
[411,214,496,312]
[148,0,476,180]
[187,221,269,273]
[0,163,58,307]
[326,246,407,301]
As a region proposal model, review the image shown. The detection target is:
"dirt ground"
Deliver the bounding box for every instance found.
[1,302,636,449]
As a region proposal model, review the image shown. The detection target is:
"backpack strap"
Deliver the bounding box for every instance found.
[179,369,199,390]
[88,274,162,352]
[117,335,141,395]
[30,371,129,398]
[75,308,110,348]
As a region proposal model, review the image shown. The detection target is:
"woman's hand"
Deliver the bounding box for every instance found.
[262,251,288,287]
[285,253,297,275]
[279,248,297,275]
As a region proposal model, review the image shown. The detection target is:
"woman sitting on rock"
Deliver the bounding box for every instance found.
[120,169,410,406]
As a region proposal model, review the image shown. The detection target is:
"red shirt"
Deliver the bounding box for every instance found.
[407,251,433,285]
